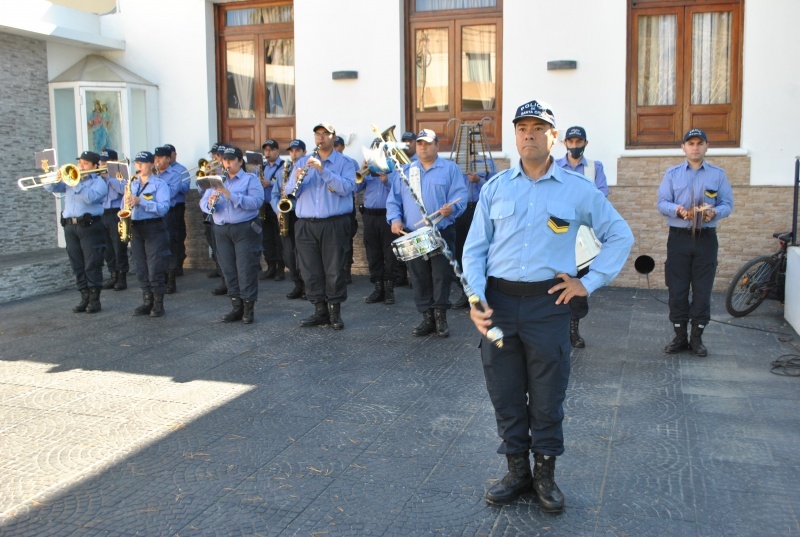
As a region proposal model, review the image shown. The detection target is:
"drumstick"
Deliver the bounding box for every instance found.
[415,197,462,226]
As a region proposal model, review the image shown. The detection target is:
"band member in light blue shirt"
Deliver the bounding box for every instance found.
[98,148,129,291]
[164,143,190,276]
[259,139,285,281]
[462,99,633,511]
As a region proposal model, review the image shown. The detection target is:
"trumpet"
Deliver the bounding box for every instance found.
[17,163,107,190]
[279,144,321,214]
[196,158,221,178]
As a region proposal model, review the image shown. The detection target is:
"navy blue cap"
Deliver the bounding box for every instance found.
[512,99,556,127]
[334,136,345,146]
[401,131,415,141]
[683,129,708,142]
[564,126,586,141]
[215,144,228,155]
[163,144,176,152]
[209,142,219,153]
[99,149,118,161]
[134,151,154,163]
[222,146,243,160]
[77,151,101,164]
[262,140,279,150]
[154,146,171,157]
[288,139,306,151]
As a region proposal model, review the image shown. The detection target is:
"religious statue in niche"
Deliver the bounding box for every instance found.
[88,99,111,153]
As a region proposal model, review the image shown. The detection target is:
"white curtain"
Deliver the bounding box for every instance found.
[416,29,449,112]
[637,14,677,106]
[416,0,495,10]
[265,39,295,118]
[462,25,495,111]
[692,12,732,105]
[227,42,255,119]
[226,6,293,26]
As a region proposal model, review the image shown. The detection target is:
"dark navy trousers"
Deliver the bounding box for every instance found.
[131,218,170,294]
[665,228,718,324]
[64,219,105,290]
[407,224,456,312]
[214,219,263,302]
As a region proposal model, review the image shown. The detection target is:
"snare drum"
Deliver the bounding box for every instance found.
[575,225,602,270]
[392,226,441,262]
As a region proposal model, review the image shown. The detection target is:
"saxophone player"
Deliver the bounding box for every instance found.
[44,151,108,314]
[127,151,171,317]
[200,146,264,324]
[271,139,307,300]
[99,149,129,292]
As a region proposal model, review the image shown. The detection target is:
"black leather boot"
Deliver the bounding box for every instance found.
[102,271,117,290]
[114,271,127,291]
[412,309,436,337]
[664,322,689,353]
[259,262,277,280]
[274,261,286,281]
[329,302,344,330]
[532,453,565,513]
[150,293,165,317]
[286,281,304,300]
[570,318,585,348]
[208,268,221,278]
[434,308,450,338]
[365,281,385,304]
[211,281,228,296]
[86,288,102,314]
[242,300,255,324]
[452,288,469,309]
[300,301,330,327]
[73,289,90,313]
[166,272,177,294]
[133,292,154,316]
[344,265,352,285]
[222,297,244,322]
[485,453,533,505]
[383,280,395,305]
[690,322,708,357]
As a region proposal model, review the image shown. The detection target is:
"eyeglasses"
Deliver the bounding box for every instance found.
[314,131,332,138]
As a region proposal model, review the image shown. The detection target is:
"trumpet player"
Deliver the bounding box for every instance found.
[200,146,264,324]
[44,151,108,314]
[271,139,307,300]
[355,138,398,305]
[259,139,285,281]
[127,151,171,317]
[284,123,356,330]
[98,149,129,292]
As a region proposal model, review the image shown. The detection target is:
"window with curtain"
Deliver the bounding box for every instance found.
[462,24,495,111]
[416,0,495,10]
[226,41,255,119]
[416,29,449,112]
[265,39,295,118]
[627,1,742,148]
[226,5,293,26]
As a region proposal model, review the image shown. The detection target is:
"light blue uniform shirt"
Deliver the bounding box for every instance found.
[284,150,356,219]
[555,155,609,197]
[200,169,264,225]
[168,161,190,204]
[386,156,467,231]
[270,160,294,214]
[355,172,392,209]
[103,173,125,210]
[461,157,497,203]
[45,173,107,218]
[263,157,284,204]
[462,160,634,302]
[657,160,733,228]
[130,176,170,221]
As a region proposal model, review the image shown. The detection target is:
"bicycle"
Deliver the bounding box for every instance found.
[725,230,792,317]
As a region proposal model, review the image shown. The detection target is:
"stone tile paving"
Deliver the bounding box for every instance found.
[0,272,799,536]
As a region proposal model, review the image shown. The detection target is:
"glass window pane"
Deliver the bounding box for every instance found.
[130,88,147,156]
[416,29,449,112]
[226,41,255,119]
[264,39,295,118]
[416,0,495,11]
[637,14,677,106]
[226,5,293,26]
[53,88,77,167]
[461,24,496,111]
[692,12,732,105]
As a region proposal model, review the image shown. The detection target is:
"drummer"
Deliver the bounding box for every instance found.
[386,129,466,338]
[556,126,609,349]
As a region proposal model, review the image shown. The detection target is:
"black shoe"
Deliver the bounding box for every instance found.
[383,280,395,305]
[328,303,344,330]
[286,282,304,300]
[300,302,330,327]
[222,297,244,322]
[86,288,101,314]
[102,272,117,290]
[150,294,165,317]
[114,272,128,291]
[452,289,469,309]
[485,453,533,505]
[73,289,90,313]
[274,261,285,281]
[208,269,221,278]
[175,267,184,277]
[212,283,228,296]
[412,310,436,337]
[365,281,385,304]
[259,263,277,280]
[434,309,450,337]
[165,272,177,294]
[569,318,585,348]
[664,322,689,353]
[133,292,154,316]
[242,300,255,324]
[532,453,564,513]
[690,322,708,357]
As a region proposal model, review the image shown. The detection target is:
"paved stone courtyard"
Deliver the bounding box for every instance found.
[1,271,799,536]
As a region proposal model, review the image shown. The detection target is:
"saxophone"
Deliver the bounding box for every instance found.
[278,159,292,237]
[278,144,321,214]
[117,172,134,243]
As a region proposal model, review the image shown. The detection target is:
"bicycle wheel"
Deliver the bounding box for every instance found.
[725,255,776,317]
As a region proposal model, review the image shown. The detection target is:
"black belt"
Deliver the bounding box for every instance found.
[670,226,716,237]
[362,207,387,216]
[488,277,561,297]
[62,215,101,226]
[132,218,164,226]
[301,214,349,223]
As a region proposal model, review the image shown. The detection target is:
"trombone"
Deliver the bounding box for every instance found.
[17,163,107,190]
